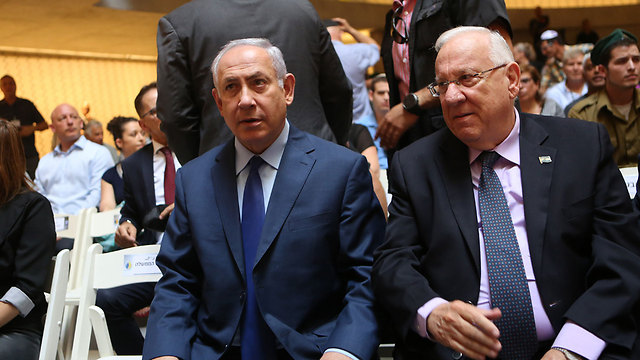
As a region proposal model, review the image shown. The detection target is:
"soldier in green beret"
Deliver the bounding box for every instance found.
[568,28,640,167]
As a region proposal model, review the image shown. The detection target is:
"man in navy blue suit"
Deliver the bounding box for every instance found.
[143,38,385,360]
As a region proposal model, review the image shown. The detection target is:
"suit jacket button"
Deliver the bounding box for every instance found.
[452,352,463,359]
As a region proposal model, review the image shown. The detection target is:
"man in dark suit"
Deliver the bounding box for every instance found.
[372,27,640,360]
[96,82,181,354]
[143,38,384,360]
[156,0,352,165]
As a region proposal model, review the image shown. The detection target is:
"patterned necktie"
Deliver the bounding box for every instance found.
[240,156,276,360]
[478,151,538,359]
[159,147,175,205]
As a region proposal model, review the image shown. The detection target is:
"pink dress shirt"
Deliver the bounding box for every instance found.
[391,0,415,101]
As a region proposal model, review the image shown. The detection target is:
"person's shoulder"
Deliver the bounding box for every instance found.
[523,111,601,135]
[123,143,153,167]
[568,92,600,117]
[179,141,227,174]
[10,190,52,211]
[293,128,361,163]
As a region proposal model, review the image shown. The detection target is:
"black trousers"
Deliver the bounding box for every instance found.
[95,282,156,355]
[0,328,41,360]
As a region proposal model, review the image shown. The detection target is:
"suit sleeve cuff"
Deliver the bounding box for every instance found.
[1,287,35,317]
[552,321,606,360]
[414,297,449,339]
[325,348,359,360]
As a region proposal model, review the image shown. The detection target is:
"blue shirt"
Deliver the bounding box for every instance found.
[35,135,114,214]
[544,80,588,110]
[355,113,388,169]
[332,40,379,122]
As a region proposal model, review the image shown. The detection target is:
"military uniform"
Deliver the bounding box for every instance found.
[568,88,640,167]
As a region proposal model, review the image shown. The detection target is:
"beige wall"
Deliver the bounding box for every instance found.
[0,49,156,158]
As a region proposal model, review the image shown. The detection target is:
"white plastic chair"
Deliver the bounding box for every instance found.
[39,249,71,360]
[70,243,161,360]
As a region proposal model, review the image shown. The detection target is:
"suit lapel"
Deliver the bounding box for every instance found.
[437,132,481,274]
[212,140,245,277]
[254,127,315,267]
[519,114,555,273]
[141,144,156,209]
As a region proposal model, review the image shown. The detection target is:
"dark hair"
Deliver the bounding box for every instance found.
[134,82,157,117]
[520,64,543,103]
[601,37,638,69]
[369,73,388,92]
[1,74,14,82]
[0,119,32,205]
[106,116,139,150]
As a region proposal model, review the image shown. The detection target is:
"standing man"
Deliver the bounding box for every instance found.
[156,0,352,165]
[376,0,512,154]
[356,74,390,169]
[569,29,640,167]
[96,82,181,355]
[373,27,640,360]
[143,38,384,360]
[326,17,380,122]
[0,75,48,179]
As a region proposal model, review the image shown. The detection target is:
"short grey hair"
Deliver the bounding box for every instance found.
[211,38,287,89]
[435,26,514,66]
[563,47,585,64]
[84,119,102,135]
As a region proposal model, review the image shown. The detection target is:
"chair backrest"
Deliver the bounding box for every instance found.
[67,207,97,291]
[54,213,82,240]
[88,208,121,238]
[619,166,638,199]
[70,244,161,360]
[39,249,71,360]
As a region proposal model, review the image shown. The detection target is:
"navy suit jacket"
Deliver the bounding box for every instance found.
[143,126,385,360]
[373,113,640,359]
[120,143,157,245]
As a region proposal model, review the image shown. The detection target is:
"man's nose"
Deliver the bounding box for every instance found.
[443,83,465,104]
[238,86,255,108]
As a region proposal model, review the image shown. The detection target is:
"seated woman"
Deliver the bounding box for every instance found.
[0,119,56,360]
[518,64,564,116]
[100,116,146,211]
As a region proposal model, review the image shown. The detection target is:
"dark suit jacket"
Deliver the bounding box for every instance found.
[0,191,55,334]
[120,143,157,246]
[381,0,511,150]
[142,126,385,360]
[372,113,640,359]
[156,0,353,165]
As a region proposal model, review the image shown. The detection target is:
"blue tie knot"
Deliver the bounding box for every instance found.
[480,151,500,169]
[248,156,265,174]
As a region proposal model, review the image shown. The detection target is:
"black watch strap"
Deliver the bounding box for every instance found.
[402,93,423,115]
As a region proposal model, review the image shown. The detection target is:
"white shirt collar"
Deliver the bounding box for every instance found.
[235,120,289,176]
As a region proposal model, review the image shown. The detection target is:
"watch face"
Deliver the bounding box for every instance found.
[403,93,418,110]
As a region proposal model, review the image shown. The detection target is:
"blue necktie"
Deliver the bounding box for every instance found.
[478,151,538,359]
[240,156,276,360]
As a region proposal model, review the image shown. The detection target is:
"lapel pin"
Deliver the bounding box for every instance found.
[538,156,552,164]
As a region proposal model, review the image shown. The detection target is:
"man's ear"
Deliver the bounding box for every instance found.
[212,88,224,115]
[283,73,295,106]
[49,123,56,134]
[368,89,374,102]
[506,62,521,100]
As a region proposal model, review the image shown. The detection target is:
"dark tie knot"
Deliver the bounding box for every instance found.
[159,146,172,156]
[480,151,500,169]
[248,156,265,172]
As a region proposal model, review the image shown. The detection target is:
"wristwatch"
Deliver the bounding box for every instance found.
[551,347,585,360]
[402,92,423,115]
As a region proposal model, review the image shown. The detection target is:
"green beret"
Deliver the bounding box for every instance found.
[591,28,638,65]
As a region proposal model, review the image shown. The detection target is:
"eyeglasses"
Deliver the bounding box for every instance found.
[141,107,157,118]
[391,5,409,44]
[427,64,508,97]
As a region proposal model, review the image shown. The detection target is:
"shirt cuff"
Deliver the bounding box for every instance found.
[552,321,606,360]
[325,348,359,360]
[414,297,449,339]
[1,287,35,317]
